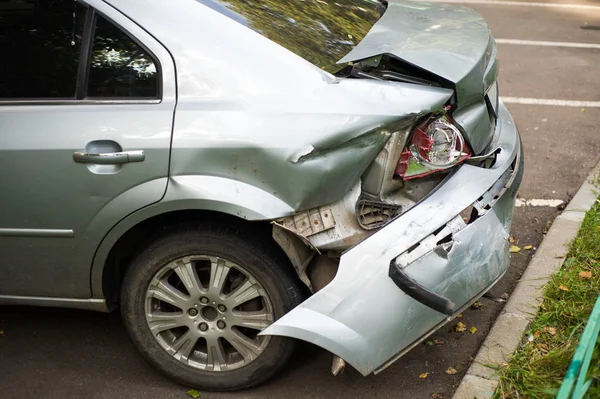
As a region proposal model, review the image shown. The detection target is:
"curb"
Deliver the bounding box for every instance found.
[452,162,600,399]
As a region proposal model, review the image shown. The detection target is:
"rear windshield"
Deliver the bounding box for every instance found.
[198,0,386,73]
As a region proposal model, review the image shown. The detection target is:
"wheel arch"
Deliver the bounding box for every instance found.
[91,175,298,306]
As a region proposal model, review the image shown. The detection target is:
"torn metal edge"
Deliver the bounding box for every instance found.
[452,158,600,399]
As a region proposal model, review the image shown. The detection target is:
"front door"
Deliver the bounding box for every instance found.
[0,0,176,298]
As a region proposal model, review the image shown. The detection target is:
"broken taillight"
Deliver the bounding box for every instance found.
[395,114,471,180]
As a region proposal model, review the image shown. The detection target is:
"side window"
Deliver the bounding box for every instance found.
[0,0,86,99]
[87,15,159,99]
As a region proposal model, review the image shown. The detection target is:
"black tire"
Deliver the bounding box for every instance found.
[120,222,304,391]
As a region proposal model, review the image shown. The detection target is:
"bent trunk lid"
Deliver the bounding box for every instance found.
[339,0,498,154]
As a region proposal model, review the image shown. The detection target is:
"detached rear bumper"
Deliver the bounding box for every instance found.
[261,102,524,375]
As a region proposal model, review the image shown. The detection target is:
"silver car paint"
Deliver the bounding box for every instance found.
[261,103,523,375]
[341,0,498,154]
[0,0,177,299]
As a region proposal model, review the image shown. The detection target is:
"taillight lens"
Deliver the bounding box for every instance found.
[395,114,471,180]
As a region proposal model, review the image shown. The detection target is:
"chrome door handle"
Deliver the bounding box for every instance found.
[73,150,145,164]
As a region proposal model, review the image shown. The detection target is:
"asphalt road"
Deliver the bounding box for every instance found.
[2,1,600,398]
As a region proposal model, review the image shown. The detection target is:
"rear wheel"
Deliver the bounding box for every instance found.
[120,223,304,391]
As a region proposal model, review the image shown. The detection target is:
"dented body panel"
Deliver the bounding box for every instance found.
[341,0,499,154]
[104,0,454,215]
[102,0,458,216]
[167,79,452,214]
[261,103,524,374]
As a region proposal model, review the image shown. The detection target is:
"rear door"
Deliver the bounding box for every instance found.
[0,0,176,298]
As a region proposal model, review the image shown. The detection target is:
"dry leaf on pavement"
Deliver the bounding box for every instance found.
[455,322,467,332]
[524,245,533,250]
[469,326,478,334]
[471,301,485,310]
[509,245,521,253]
[509,236,516,243]
[445,367,458,375]
[419,372,430,379]
[434,339,445,345]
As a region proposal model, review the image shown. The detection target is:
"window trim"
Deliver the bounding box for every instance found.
[0,99,161,106]
[0,0,163,105]
[76,6,96,100]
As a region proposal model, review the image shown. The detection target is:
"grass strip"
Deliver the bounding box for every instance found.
[495,202,600,398]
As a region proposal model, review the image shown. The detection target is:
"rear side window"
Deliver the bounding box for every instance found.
[0,0,86,99]
[87,15,159,98]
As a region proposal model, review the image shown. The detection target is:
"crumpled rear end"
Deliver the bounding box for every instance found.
[261,102,523,375]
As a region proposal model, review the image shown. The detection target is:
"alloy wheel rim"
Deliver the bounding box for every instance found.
[144,255,274,372]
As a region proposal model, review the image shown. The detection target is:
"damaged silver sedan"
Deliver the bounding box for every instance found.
[0,0,522,391]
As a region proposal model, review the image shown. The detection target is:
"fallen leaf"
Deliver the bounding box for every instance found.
[419,372,430,379]
[0,330,4,336]
[432,394,443,399]
[456,313,463,318]
[524,245,533,250]
[425,340,434,346]
[559,285,570,291]
[542,326,557,335]
[510,245,521,253]
[445,367,458,375]
[471,301,485,310]
[434,339,445,345]
[469,326,478,334]
[187,389,201,399]
[455,322,467,332]
[509,236,516,243]
[537,343,549,352]
[533,331,541,338]
[580,271,592,279]
[581,108,586,112]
